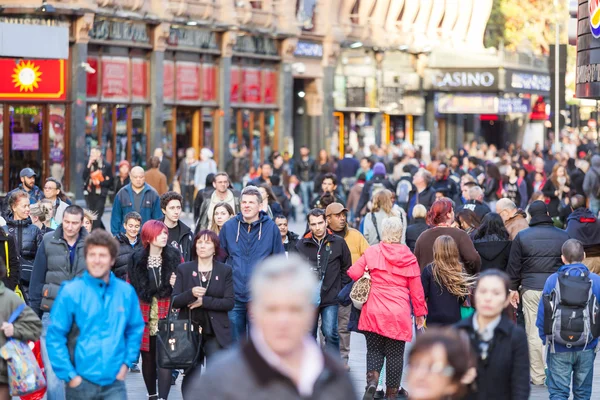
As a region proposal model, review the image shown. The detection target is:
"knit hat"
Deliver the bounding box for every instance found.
[528,200,552,226]
[373,162,386,176]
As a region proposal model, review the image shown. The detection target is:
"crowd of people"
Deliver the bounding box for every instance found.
[0,136,600,400]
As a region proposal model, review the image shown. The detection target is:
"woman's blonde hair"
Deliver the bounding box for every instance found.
[412,204,427,219]
[372,189,395,215]
[30,202,51,223]
[431,235,476,297]
[83,208,98,222]
[381,216,403,243]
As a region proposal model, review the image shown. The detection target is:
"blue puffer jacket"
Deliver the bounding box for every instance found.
[219,211,285,302]
[46,271,144,386]
[110,184,162,235]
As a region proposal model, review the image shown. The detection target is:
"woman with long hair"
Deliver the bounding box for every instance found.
[542,164,571,218]
[128,220,182,400]
[172,230,234,395]
[502,164,528,209]
[414,199,481,275]
[348,217,427,400]
[421,235,476,326]
[82,208,98,233]
[455,209,481,236]
[456,269,530,399]
[363,189,403,245]
[472,213,511,272]
[257,184,283,219]
[484,163,502,211]
[209,202,235,235]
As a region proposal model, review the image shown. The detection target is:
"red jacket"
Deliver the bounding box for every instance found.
[348,243,427,342]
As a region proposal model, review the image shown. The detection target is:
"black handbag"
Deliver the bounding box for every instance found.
[156,297,202,370]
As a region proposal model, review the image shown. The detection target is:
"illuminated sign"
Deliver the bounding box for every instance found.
[0,59,66,101]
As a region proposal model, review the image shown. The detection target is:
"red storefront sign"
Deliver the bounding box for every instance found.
[86,57,99,99]
[101,56,130,101]
[0,59,66,101]
[131,58,148,101]
[242,67,262,103]
[163,61,175,102]
[202,64,217,102]
[176,62,200,102]
[230,66,241,103]
[263,69,277,104]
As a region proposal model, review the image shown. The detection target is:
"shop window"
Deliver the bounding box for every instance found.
[202,110,214,151]
[85,105,100,158]
[265,111,276,162]
[8,105,43,190]
[48,105,66,184]
[132,106,147,168]
[161,107,176,177]
[0,108,3,193]
[101,106,114,165]
[115,105,128,164]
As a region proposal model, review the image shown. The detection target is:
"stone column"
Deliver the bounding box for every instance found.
[321,40,339,154]
[148,23,169,156]
[279,38,297,153]
[69,14,94,201]
[218,31,236,170]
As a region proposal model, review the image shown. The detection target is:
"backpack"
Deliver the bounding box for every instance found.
[396,180,412,205]
[369,182,386,199]
[542,266,600,352]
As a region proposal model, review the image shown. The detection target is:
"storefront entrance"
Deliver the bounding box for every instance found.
[230,109,277,168]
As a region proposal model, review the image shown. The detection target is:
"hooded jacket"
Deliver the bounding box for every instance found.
[405,218,429,253]
[2,217,42,285]
[160,218,193,262]
[219,211,285,303]
[506,217,569,291]
[566,207,600,258]
[113,233,142,280]
[473,235,512,272]
[110,183,163,235]
[348,243,427,341]
[283,231,300,253]
[583,154,600,200]
[295,230,352,308]
[355,175,395,215]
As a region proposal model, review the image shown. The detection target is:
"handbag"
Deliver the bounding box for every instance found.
[0,304,46,396]
[5,242,23,301]
[460,296,475,319]
[350,268,371,310]
[156,297,202,371]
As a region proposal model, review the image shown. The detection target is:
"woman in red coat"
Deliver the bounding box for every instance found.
[348,216,427,400]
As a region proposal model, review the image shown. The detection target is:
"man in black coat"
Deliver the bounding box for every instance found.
[355,162,394,215]
[275,215,299,254]
[408,169,436,218]
[506,201,569,385]
[295,208,352,354]
[456,185,491,220]
[160,191,193,262]
[113,211,143,280]
[432,164,458,200]
[154,147,172,184]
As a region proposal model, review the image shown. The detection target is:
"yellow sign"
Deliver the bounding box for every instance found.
[12,61,42,92]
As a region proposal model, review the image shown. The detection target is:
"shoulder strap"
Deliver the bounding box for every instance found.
[371,213,381,242]
[4,241,8,277]
[319,242,332,279]
[8,303,25,324]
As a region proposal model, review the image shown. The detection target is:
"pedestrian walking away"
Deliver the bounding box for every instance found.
[83,147,112,231]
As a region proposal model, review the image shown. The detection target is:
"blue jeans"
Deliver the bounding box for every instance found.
[547,349,596,400]
[299,181,314,214]
[590,198,600,217]
[228,300,250,343]
[65,378,127,400]
[41,313,66,400]
[312,304,339,354]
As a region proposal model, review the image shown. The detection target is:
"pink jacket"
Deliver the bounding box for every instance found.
[348,242,427,342]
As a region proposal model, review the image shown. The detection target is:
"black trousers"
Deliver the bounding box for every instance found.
[182,185,195,213]
[181,335,223,399]
[85,193,106,230]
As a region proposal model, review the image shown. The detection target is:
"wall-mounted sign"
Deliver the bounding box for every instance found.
[167,27,218,50]
[202,64,217,102]
[294,41,323,58]
[498,98,531,114]
[435,93,497,114]
[12,133,39,151]
[433,69,499,91]
[233,35,278,57]
[0,59,66,101]
[175,62,200,102]
[131,59,148,101]
[506,71,551,93]
[591,0,600,38]
[101,57,130,101]
[576,1,600,98]
[89,19,150,44]
[163,61,175,103]
[0,16,69,28]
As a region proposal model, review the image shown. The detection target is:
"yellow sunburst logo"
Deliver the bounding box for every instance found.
[12,61,42,92]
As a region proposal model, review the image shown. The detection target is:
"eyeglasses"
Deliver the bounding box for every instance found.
[43,186,57,191]
[409,361,455,377]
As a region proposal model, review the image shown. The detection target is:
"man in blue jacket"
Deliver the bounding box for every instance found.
[46,229,144,399]
[110,166,162,235]
[219,185,285,342]
[537,239,600,399]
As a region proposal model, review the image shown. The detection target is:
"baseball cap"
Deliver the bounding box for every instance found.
[325,202,348,217]
[20,168,36,178]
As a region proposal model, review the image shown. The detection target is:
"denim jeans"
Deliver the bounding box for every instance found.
[312,304,339,354]
[65,378,127,400]
[228,300,249,343]
[299,181,314,214]
[41,313,66,400]
[547,349,596,400]
[590,198,600,217]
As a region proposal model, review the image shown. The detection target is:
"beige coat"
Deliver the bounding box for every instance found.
[505,210,529,240]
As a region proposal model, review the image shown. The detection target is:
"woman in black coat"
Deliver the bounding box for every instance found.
[172,229,234,394]
[405,204,429,253]
[483,163,502,211]
[456,270,530,400]
[542,164,571,219]
[472,213,511,272]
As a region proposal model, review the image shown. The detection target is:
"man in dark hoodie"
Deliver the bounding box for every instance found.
[269,175,291,218]
[456,185,491,220]
[160,191,193,262]
[355,162,394,215]
[565,194,600,274]
[583,154,600,215]
[407,169,436,218]
[275,215,299,254]
[432,164,458,200]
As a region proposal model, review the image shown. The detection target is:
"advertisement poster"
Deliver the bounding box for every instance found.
[12,133,39,151]
[175,62,200,102]
[263,69,277,105]
[86,57,99,99]
[230,66,241,103]
[163,61,175,102]
[202,64,217,102]
[242,67,262,103]
[101,56,130,101]
[49,105,66,182]
[131,59,148,101]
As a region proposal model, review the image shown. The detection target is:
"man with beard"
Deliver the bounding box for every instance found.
[3,168,44,218]
[196,172,240,232]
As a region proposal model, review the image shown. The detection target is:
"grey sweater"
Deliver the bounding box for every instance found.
[187,339,357,400]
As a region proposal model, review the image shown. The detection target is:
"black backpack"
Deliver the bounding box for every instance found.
[543,266,600,352]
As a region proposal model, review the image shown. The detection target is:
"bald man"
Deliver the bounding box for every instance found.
[496,198,529,240]
[110,165,162,235]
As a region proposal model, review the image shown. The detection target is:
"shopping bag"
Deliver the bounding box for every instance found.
[0,304,46,396]
[20,341,46,400]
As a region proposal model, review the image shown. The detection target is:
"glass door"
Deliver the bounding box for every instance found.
[8,105,44,190]
[131,106,147,168]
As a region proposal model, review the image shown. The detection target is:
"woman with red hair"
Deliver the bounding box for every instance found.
[128,220,182,400]
[414,198,481,275]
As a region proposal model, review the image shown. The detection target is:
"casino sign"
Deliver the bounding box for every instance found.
[576,0,600,98]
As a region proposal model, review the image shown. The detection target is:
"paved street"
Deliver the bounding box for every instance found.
[98,211,600,399]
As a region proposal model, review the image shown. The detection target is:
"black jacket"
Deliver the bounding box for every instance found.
[114,233,142,280]
[193,187,215,225]
[293,157,318,182]
[456,315,530,400]
[356,175,395,215]
[483,178,500,202]
[159,157,172,183]
[408,186,436,213]
[2,217,42,285]
[128,246,181,303]
[405,218,429,253]
[473,236,511,272]
[0,231,20,291]
[457,201,491,221]
[541,180,566,218]
[295,231,352,307]
[432,178,458,199]
[506,218,569,291]
[283,231,299,253]
[172,261,234,349]
[83,159,113,198]
[271,186,291,218]
[161,218,193,262]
